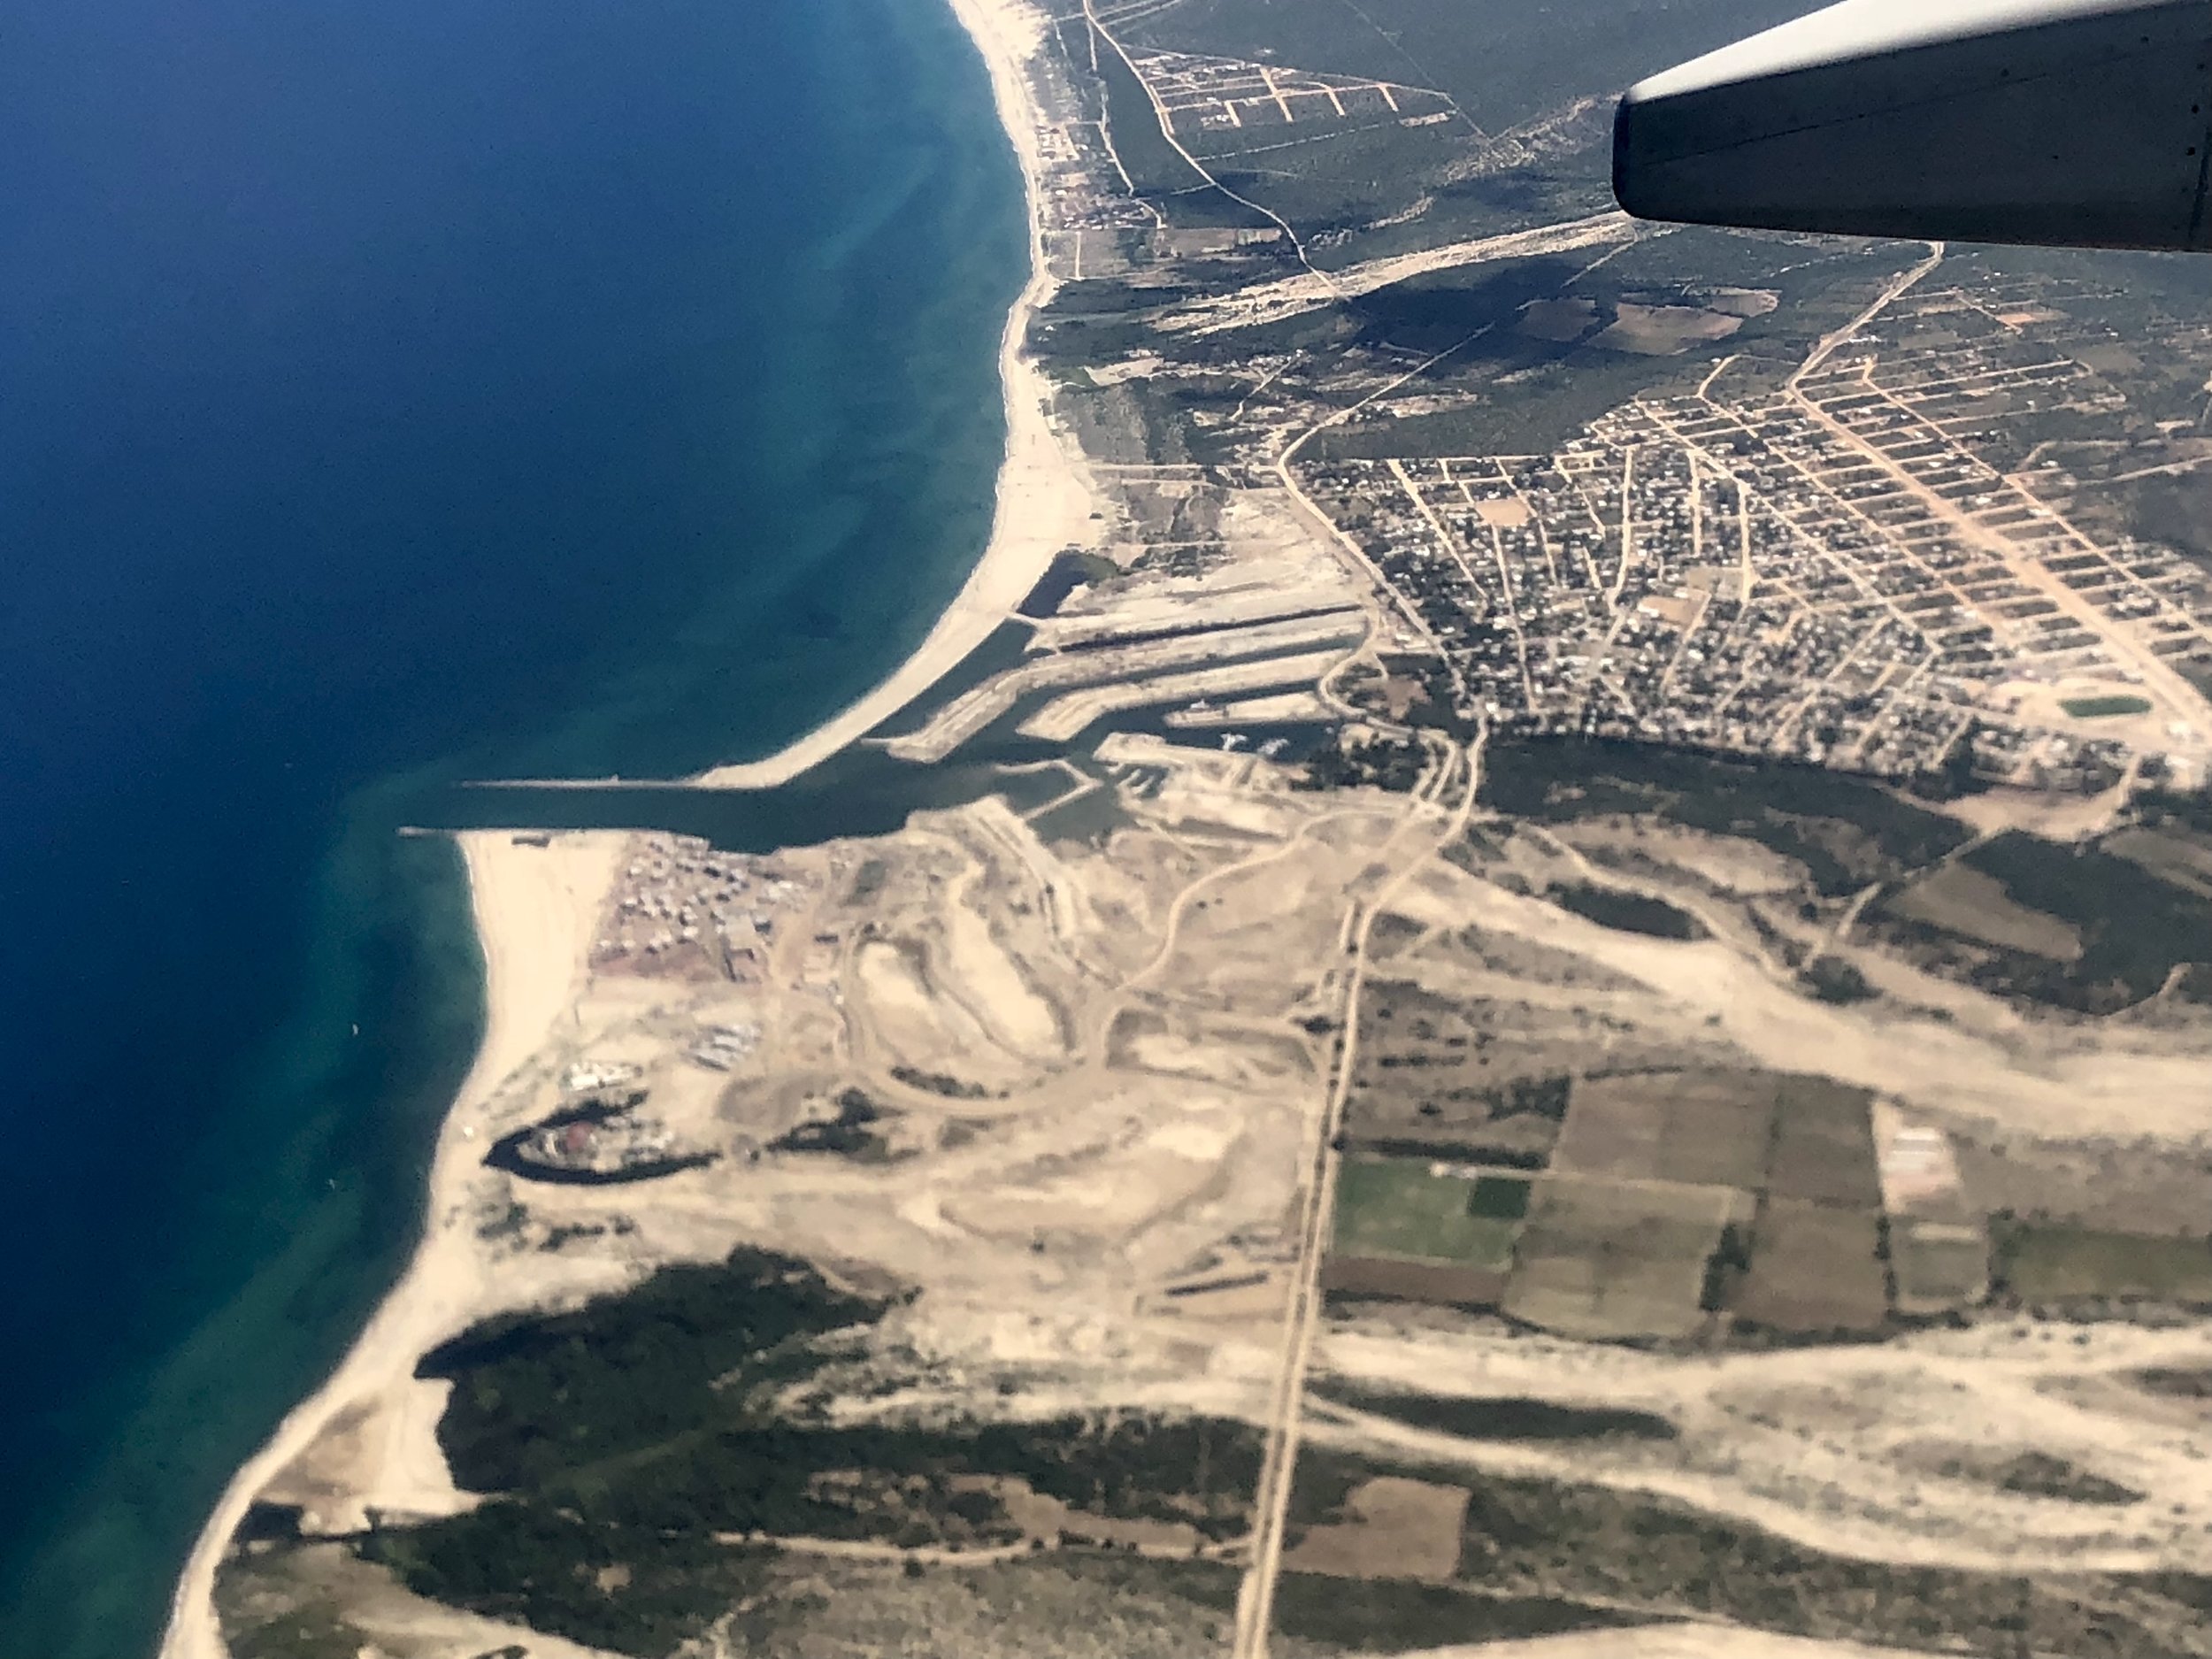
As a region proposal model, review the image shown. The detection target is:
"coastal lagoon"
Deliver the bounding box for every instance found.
[0,1,1025,1651]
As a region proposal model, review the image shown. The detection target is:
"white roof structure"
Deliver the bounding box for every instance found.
[1614,0,2212,250]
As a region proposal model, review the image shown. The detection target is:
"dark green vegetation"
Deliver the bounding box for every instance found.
[219,1576,380,1659]
[1701,1222,1755,1312]
[1468,1174,1532,1221]
[1544,880,1704,940]
[1282,1448,2212,1657]
[1018,549,1122,619]
[1311,1382,1678,1444]
[1949,832,2212,1012]
[769,1087,891,1157]
[1298,731,1432,793]
[1798,956,1878,1005]
[1871,822,2212,1011]
[2061,695,2154,718]
[227,1540,1246,1659]
[365,1523,781,1655]
[343,1249,1264,1653]
[1074,17,1273,232]
[1482,739,1970,897]
[1116,0,1808,149]
[1990,1452,2142,1507]
[848,856,889,905]
[1105,0,1814,267]
[2135,1365,2212,1398]
[889,1064,996,1100]
[413,1248,887,1492]
[1487,743,2212,1016]
[1272,1574,1645,1653]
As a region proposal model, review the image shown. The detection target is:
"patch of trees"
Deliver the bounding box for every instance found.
[363,1513,777,1657]
[1959,832,2212,1012]
[1544,881,1704,940]
[382,1253,1264,1653]
[416,1247,890,1492]
[371,1416,1261,1652]
[1272,1575,1640,1655]
[1481,738,1969,895]
[770,1087,889,1156]
[1017,549,1120,619]
[889,1064,995,1100]
[1310,1385,1676,1446]
[1477,1074,1571,1122]
[1799,957,1878,1005]
[1297,733,1430,794]
[1701,1223,1755,1311]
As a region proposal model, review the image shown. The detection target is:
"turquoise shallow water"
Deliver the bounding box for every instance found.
[0,1,1025,1651]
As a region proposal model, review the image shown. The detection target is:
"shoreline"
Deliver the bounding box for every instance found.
[695,0,1087,792]
[159,4,1076,1651]
[158,832,626,1659]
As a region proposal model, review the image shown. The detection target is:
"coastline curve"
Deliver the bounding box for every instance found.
[157,2,1079,1650]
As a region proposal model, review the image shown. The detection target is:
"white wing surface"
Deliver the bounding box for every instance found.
[1614,0,2212,250]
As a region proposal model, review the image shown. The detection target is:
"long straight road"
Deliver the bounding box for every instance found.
[1228,724,1488,1659]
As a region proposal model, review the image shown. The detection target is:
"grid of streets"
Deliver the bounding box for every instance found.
[1294,283,2212,792]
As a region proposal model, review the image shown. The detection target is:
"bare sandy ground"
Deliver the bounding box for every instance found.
[1381,1632,1935,1659]
[160,832,623,1659]
[694,0,1096,792]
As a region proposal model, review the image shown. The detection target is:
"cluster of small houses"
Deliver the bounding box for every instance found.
[592,835,815,979]
[1301,323,2204,795]
[687,1020,759,1073]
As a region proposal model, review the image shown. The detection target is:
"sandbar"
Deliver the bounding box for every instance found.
[695,0,1093,791]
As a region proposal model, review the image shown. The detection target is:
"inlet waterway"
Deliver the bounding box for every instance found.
[0,1,1025,1651]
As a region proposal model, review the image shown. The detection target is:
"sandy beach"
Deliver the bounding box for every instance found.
[159,832,623,1659]
[161,4,1075,1649]
[695,0,1091,792]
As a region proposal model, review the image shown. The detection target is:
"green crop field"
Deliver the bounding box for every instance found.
[1469,1174,1533,1220]
[2060,695,2153,718]
[1333,1158,1520,1267]
[1996,1223,2212,1303]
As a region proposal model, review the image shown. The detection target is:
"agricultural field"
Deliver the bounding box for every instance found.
[1995,1223,2212,1305]
[1727,1198,1889,1336]
[1331,1158,1521,1271]
[1340,978,1574,1165]
[1549,1070,1777,1189]
[1763,1078,1882,1209]
[1321,1067,2027,1341]
[1500,1175,1734,1341]
[1892,1217,1993,1312]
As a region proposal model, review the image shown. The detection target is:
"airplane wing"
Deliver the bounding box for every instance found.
[1613,0,2212,250]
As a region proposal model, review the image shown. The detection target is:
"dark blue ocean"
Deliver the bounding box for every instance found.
[0,0,1025,1650]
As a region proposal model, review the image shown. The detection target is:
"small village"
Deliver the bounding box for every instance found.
[1296,280,2212,796]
